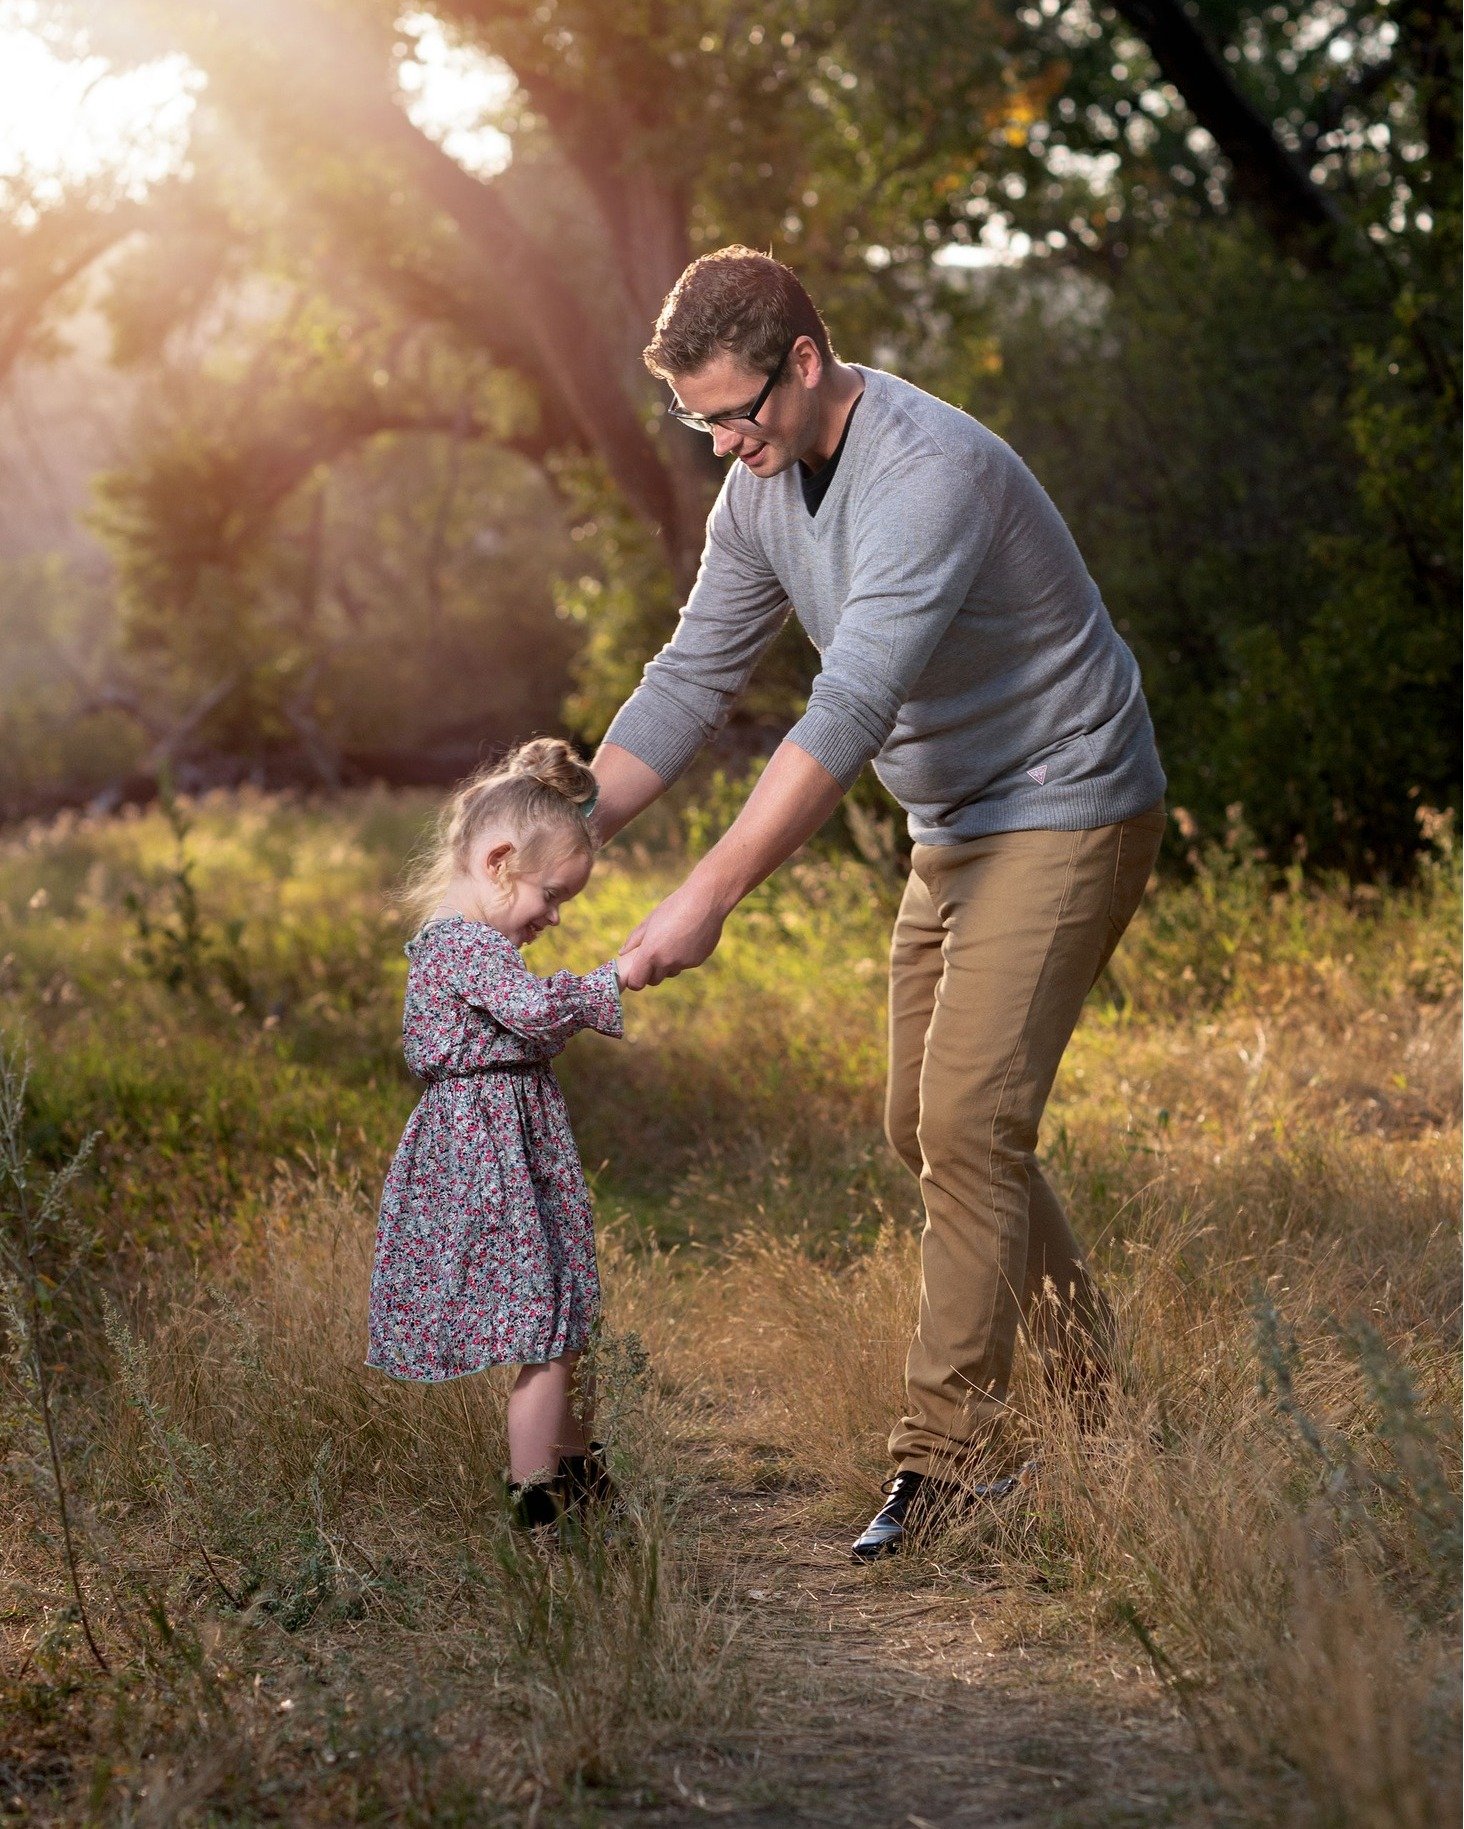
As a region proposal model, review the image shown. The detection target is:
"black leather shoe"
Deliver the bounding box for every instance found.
[506,1474,565,1536]
[851,1470,956,1561]
[850,1462,1038,1562]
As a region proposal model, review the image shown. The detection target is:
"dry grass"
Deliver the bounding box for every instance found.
[601,1007,1461,1823]
[6,1163,746,1821]
[0,791,1458,1824]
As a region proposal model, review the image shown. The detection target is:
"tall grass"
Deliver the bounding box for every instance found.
[7,1163,742,1820]
[0,789,1457,1824]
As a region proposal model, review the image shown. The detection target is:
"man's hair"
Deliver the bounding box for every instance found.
[643,246,833,381]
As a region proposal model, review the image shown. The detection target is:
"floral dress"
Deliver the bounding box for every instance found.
[367,913,623,1382]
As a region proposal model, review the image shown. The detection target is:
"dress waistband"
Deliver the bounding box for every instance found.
[420,1060,545,1082]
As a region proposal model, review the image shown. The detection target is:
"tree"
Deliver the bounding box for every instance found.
[954,0,1459,272]
[90,236,583,780]
[14,0,1048,777]
[4,0,1457,867]
[54,0,1063,578]
[0,183,149,388]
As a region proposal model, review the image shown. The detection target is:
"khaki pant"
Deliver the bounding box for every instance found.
[885,803,1166,1474]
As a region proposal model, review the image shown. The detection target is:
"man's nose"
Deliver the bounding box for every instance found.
[711,425,741,459]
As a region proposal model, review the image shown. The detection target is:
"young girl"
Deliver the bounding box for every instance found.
[367,738,630,1534]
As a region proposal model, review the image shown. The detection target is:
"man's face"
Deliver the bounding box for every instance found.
[669,339,822,477]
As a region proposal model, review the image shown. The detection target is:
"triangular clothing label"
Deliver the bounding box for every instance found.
[1026,764,1048,785]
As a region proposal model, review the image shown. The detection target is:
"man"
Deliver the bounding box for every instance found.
[589,247,1166,1560]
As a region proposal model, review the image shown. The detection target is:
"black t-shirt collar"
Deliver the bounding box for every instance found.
[799,388,865,517]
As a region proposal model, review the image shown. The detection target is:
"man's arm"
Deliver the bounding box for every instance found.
[587,484,788,854]
[598,485,791,797]
[589,742,668,845]
[617,739,844,989]
[614,451,1000,987]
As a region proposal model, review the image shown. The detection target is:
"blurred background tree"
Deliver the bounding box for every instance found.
[0,0,1456,871]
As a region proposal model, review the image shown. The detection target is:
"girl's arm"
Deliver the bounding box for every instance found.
[457,932,624,1052]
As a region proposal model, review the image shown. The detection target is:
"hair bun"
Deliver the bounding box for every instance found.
[508,737,597,807]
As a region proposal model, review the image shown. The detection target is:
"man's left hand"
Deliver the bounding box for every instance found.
[618,880,727,989]
[616,740,845,991]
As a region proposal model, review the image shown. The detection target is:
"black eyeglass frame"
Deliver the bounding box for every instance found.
[666,339,796,437]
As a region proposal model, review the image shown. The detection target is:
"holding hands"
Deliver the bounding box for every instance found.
[616,879,727,990]
[596,738,846,995]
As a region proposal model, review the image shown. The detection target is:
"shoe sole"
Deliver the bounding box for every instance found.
[850,1537,904,1563]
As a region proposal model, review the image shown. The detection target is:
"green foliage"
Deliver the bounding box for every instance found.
[1101,800,1461,1015]
[90,258,577,772]
[123,782,257,1014]
[556,468,686,744]
[679,761,768,856]
[7,0,1460,877]
[0,558,143,820]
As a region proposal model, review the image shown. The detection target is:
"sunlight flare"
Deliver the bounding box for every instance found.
[396,9,514,179]
[0,4,516,203]
[0,11,201,199]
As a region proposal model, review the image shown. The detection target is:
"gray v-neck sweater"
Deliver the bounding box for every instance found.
[604,365,1165,844]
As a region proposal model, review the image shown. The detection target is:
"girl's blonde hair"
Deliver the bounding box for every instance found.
[402,738,597,923]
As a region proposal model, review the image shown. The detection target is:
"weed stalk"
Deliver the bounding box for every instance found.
[0,1039,108,1672]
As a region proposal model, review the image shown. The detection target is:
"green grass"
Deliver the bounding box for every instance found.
[4,788,1453,1255]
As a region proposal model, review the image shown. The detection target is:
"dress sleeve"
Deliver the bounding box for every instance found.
[455,930,624,1056]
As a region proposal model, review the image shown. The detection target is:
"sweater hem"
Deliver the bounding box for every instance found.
[907,760,1167,845]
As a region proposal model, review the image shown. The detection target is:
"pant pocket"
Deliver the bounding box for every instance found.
[1104,805,1166,953]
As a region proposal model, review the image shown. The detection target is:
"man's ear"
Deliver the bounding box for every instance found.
[793,335,824,389]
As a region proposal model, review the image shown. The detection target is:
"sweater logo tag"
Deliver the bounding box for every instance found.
[1026,764,1048,785]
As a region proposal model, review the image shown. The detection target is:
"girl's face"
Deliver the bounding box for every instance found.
[473,836,593,947]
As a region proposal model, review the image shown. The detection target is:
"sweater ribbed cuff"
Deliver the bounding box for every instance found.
[602,693,709,787]
[783,706,877,791]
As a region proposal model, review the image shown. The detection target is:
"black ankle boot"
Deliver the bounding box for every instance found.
[506,1474,565,1536]
[559,1441,617,1513]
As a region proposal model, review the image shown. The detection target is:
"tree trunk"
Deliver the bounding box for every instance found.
[1105,0,1346,256]
[171,0,711,586]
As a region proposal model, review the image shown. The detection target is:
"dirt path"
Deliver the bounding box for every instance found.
[613,1487,1224,1828]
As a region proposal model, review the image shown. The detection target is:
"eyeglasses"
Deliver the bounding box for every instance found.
[666,339,795,437]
